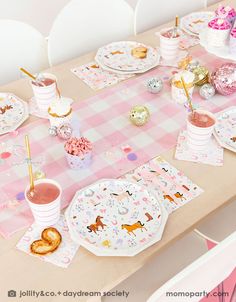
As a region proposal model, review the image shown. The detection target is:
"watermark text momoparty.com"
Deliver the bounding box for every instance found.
[7,289,129,299]
[166,290,229,299]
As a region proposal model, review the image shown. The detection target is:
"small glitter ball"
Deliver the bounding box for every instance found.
[146,78,163,94]
[211,63,236,95]
[186,60,200,72]
[57,123,73,140]
[129,105,150,126]
[48,126,58,136]
[199,84,216,100]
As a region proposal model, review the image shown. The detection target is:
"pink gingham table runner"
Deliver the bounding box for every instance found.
[0,47,235,238]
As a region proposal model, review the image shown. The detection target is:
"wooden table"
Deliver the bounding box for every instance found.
[0,1,235,301]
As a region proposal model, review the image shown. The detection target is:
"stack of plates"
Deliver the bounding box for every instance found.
[95,41,160,75]
[214,107,236,153]
[65,179,168,256]
[181,11,214,36]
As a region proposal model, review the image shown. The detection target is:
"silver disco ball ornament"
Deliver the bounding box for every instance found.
[199,83,216,100]
[48,126,58,136]
[146,78,163,94]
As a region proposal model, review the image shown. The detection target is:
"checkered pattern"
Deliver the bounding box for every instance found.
[0,47,235,238]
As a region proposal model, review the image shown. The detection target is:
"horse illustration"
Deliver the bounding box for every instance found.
[111,190,132,202]
[111,51,124,55]
[163,194,177,205]
[230,136,236,143]
[121,221,147,236]
[87,216,107,234]
[174,192,186,201]
[0,105,13,114]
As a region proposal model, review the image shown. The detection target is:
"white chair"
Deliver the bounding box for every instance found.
[148,231,236,302]
[48,0,134,66]
[134,0,206,34]
[207,0,221,5]
[102,232,208,302]
[194,200,236,244]
[0,0,70,36]
[0,20,49,85]
[125,0,138,9]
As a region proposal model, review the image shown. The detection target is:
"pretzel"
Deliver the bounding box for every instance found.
[30,227,62,255]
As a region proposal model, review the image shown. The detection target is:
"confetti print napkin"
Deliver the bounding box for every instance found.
[175,131,224,166]
[71,61,133,90]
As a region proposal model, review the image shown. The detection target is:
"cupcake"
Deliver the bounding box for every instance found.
[230,28,236,55]
[215,5,236,26]
[207,18,231,47]
[48,97,73,127]
[64,137,92,170]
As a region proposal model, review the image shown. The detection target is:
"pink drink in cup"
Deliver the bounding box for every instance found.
[31,73,58,112]
[187,109,216,151]
[159,27,180,61]
[25,179,61,226]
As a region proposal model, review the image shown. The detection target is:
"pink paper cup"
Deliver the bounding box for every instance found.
[159,27,180,61]
[187,109,216,151]
[65,151,92,170]
[31,73,58,112]
[25,179,62,226]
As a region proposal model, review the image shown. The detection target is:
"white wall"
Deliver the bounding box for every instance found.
[0,0,222,36]
[0,0,70,36]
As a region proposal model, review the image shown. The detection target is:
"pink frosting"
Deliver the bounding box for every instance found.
[231,28,236,38]
[208,18,231,30]
[64,137,92,156]
[215,5,236,19]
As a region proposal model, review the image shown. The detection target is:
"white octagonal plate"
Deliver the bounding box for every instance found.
[214,106,236,153]
[65,179,168,256]
[0,93,29,135]
[95,41,160,73]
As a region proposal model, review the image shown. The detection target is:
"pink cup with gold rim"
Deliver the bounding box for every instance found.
[25,179,62,226]
[187,109,216,151]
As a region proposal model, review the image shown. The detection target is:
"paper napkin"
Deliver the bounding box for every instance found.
[71,61,133,90]
[16,215,80,268]
[175,130,224,166]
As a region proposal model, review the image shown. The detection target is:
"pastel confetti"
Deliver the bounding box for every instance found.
[127,153,138,161]
[1,152,11,159]
[163,76,169,80]
[16,192,25,201]
[121,145,132,153]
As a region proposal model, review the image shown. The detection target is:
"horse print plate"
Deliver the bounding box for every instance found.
[214,107,236,153]
[95,41,160,73]
[181,12,214,36]
[0,93,29,135]
[65,179,168,256]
